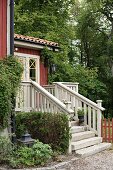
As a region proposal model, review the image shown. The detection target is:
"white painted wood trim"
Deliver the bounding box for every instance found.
[14,40,59,52]
[14,52,40,59]
[14,52,40,84]
[7,0,10,55]
[31,80,74,114]
[54,82,105,111]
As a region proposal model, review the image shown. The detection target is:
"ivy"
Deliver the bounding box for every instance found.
[0,56,23,129]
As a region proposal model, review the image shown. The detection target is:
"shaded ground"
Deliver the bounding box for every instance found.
[59,149,113,170]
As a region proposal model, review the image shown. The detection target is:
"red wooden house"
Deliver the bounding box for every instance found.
[0,0,110,155]
[0,0,12,58]
[14,34,59,85]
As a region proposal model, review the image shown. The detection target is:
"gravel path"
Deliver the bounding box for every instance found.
[60,149,113,170]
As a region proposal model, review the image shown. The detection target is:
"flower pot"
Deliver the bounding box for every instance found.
[78,115,84,124]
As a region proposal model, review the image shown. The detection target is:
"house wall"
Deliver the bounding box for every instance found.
[0,0,7,59]
[15,47,48,85]
[40,62,48,85]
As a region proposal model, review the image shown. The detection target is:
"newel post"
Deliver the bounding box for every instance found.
[96,100,102,137]
[75,83,79,93]
[64,101,72,154]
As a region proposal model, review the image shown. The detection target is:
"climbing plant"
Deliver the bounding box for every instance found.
[0,56,23,129]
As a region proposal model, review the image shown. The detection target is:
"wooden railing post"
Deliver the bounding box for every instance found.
[54,83,58,99]
[64,101,71,110]
[68,116,72,154]
[75,83,79,93]
[96,100,102,137]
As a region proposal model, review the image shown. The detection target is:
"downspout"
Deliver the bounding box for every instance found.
[10,0,14,55]
[10,0,16,143]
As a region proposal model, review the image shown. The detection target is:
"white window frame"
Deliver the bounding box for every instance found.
[14,52,40,84]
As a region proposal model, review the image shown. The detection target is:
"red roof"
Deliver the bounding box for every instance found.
[14,34,59,48]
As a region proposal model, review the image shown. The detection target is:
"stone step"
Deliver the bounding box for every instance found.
[71,120,79,127]
[71,131,95,142]
[71,137,102,151]
[71,126,87,134]
[76,142,112,157]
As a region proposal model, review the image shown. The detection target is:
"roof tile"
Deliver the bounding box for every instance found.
[14,34,59,47]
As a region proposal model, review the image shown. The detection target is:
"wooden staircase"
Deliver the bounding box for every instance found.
[15,80,111,156]
[70,120,111,156]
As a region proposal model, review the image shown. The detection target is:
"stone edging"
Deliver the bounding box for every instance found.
[0,157,79,170]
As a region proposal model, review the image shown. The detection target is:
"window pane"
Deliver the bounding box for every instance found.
[30,69,36,81]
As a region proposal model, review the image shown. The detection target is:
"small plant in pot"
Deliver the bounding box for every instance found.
[77,109,84,125]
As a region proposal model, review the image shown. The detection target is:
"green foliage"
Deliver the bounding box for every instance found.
[15,0,113,116]
[16,112,70,153]
[10,140,52,168]
[32,140,52,165]
[0,56,23,129]
[0,137,52,168]
[0,137,13,163]
[74,0,113,116]
[77,109,84,116]
[15,0,76,79]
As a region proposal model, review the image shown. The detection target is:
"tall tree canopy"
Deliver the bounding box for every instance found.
[15,0,113,116]
[74,0,113,116]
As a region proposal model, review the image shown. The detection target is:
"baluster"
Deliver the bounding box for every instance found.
[43,97,47,112]
[88,106,91,130]
[21,85,24,108]
[16,89,19,110]
[74,98,79,119]
[54,84,58,99]
[40,94,44,112]
[47,100,50,113]
[78,100,82,109]
[24,84,28,111]
[27,84,31,110]
[71,95,74,109]
[83,103,87,125]
[97,100,102,137]
[50,103,54,113]
[32,85,35,110]
[75,83,79,93]
[93,109,96,132]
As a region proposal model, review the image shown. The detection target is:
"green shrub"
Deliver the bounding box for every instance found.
[10,140,52,168]
[0,137,13,163]
[32,140,52,165]
[16,112,70,153]
[0,56,23,129]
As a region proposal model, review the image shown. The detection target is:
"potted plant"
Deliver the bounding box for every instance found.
[77,109,84,124]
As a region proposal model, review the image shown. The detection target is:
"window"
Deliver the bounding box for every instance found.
[29,59,36,81]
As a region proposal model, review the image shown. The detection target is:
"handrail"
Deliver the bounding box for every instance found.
[53,82,105,136]
[16,80,74,115]
[31,80,74,114]
[54,82,105,111]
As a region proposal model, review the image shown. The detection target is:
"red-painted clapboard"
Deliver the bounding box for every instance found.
[0,0,7,59]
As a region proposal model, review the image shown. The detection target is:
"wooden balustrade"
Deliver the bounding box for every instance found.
[15,81,74,116]
[52,82,105,137]
[43,84,55,96]
[16,81,105,137]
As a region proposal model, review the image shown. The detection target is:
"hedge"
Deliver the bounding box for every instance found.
[16,112,70,153]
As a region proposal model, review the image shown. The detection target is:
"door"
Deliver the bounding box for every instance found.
[15,52,40,83]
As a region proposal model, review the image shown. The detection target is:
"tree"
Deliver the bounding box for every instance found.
[75,0,113,116]
[14,0,109,115]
